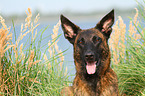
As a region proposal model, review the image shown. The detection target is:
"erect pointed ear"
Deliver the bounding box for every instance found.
[95,9,114,39]
[60,15,81,44]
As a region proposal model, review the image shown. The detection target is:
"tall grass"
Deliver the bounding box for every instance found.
[110,6,145,96]
[1,4,145,96]
[0,8,69,96]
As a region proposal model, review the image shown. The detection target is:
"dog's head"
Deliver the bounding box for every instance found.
[60,10,114,76]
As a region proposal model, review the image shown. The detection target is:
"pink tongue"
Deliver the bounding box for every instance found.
[86,62,96,74]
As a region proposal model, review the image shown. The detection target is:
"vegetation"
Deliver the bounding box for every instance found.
[0,2,145,96]
[0,8,69,96]
[110,7,145,96]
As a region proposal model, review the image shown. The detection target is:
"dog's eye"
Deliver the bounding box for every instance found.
[96,39,99,42]
[79,40,83,44]
[92,36,101,44]
[78,38,84,45]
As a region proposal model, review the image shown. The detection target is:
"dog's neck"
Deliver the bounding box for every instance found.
[75,66,111,94]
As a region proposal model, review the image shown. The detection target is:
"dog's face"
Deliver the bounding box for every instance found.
[61,10,114,76]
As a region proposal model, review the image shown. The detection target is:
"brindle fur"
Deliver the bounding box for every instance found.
[61,10,118,96]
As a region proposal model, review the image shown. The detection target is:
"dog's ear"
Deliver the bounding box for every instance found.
[95,9,114,38]
[60,15,80,44]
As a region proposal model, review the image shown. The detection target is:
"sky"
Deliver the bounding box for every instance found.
[0,0,143,16]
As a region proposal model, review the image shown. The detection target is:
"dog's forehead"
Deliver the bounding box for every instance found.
[78,29,104,39]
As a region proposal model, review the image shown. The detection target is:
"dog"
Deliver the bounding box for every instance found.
[60,9,118,96]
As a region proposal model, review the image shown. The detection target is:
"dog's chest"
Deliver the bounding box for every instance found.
[73,79,98,96]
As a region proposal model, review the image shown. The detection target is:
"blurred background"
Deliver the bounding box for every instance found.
[0,0,142,23]
[0,0,143,77]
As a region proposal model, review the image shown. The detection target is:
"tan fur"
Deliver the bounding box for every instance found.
[61,10,118,96]
[62,68,118,96]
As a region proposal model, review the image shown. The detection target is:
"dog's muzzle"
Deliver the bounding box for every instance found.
[85,51,98,74]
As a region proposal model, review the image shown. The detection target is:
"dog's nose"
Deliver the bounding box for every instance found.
[85,52,94,60]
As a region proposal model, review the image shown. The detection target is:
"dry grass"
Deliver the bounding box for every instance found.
[109,8,141,65]
[0,8,68,95]
[109,8,145,95]
[0,5,145,96]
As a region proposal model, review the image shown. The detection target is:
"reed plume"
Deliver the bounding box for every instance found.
[110,8,145,95]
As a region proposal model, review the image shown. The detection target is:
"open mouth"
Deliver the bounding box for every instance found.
[86,60,100,75]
